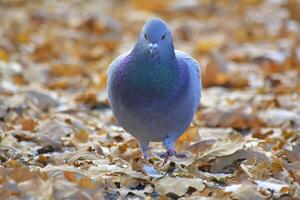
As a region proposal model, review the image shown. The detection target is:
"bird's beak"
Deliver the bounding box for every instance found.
[149,43,158,58]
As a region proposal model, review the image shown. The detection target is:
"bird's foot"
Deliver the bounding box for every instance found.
[161,148,175,165]
[174,153,188,159]
[160,149,187,165]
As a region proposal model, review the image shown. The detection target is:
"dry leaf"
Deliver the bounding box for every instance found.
[74,130,89,143]
[196,134,246,161]
[0,0,299,199]
[231,183,265,200]
[154,176,205,196]
[21,118,37,131]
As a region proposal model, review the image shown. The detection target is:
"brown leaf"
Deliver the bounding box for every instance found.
[199,106,263,129]
[175,124,200,151]
[229,183,265,200]
[78,176,97,190]
[154,176,205,196]
[74,130,89,143]
[211,148,268,173]
[21,118,37,131]
[13,74,28,85]
[64,171,77,183]
[195,134,247,161]
[47,79,71,90]
[75,92,98,107]
[284,142,300,162]
[50,64,82,77]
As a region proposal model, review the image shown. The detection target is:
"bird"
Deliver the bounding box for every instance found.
[107,18,201,163]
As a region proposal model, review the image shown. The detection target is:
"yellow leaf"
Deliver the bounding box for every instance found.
[74,130,89,143]
[78,176,97,189]
[131,0,172,12]
[0,48,9,61]
[75,92,98,106]
[196,39,220,53]
[64,171,77,183]
[15,33,29,43]
[176,124,199,150]
[50,64,82,77]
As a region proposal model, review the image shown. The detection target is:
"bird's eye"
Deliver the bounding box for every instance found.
[144,34,147,40]
[161,34,166,40]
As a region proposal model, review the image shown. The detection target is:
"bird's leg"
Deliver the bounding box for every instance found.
[139,141,149,160]
[139,141,160,175]
[162,137,176,165]
[162,137,187,164]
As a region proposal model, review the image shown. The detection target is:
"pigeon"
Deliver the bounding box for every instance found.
[107,18,201,163]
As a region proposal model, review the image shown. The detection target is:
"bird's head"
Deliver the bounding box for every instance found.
[135,18,175,61]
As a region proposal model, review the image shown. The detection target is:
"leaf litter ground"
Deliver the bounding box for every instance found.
[0,0,299,199]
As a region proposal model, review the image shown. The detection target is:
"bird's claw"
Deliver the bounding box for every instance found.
[161,149,187,165]
[162,150,173,165]
[174,153,187,159]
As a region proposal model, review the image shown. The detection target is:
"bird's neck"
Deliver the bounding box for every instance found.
[121,48,181,101]
[132,39,176,65]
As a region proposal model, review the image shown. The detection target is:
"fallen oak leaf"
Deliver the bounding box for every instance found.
[210,148,269,173]
[130,0,172,12]
[49,64,83,77]
[197,170,235,184]
[255,179,291,198]
[18,176,53,199]
[21,118,37,131]
[154,176,205,197]
[0,48,9,61]
[73,129,89,143]
[63,149,104,165]
[229,183,265,200]
[187,139,216,154]
[195,134,246,162]
[284,142,300,162]
[258,109,300,128]
[75,92,98,107]
[78,176,98,190]
[23,90,59,111]
[199,106,263,129]
[175,124,199,151]
[0,133,33,156]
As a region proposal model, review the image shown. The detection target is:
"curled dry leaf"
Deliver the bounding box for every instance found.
[154,176,205,196]
[199,106,262,129]
[211,148,269,173]
[0,134,33,156]
[195,134,246,161]
[24,90,59,111]
[75,92,99,107]
[255,179,291,198]
[35,119,74,151]
[230,183,265,200]
[258,109,300,128]
[284,142,300,163]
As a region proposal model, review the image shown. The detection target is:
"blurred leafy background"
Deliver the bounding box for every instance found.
[0,0,299,199]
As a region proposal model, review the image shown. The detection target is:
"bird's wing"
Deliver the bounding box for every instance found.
[175,49,202,104]
[175,50,201,79]
[107,50,130,82]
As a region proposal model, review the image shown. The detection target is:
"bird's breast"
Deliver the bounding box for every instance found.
[112,61,188,111]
